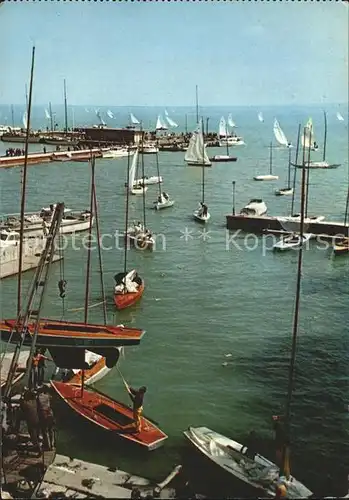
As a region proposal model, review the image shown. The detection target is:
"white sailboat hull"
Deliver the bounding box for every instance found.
[131,186,148,196]
[134,176,162,186]
[184,427,312,499]
[193,210,210,223]
[186,161,212,167]
[273,233,312,251]
[219,137,245,147]
[275,188,294,196]
[253,174,279,181]
[102,148,134,159]
[154,199,174,210]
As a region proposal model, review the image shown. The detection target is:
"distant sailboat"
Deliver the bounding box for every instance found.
[95,109,106,126]
[301,118,318,151]
[85,107,90,113]
[155,115,168,131]
[258,112,264,123]
[218,116,244,146]
[185,124,211,167]
[129,113,140,127]
[227,114,236,128]
[219,116,228,137]
[22,111,28,129]
[273,118,292,148]
[164,109,169,117]
[44,108,51,120]
[165,114,178,128]
[254,142,279,181]
[337,112,344,121]
[107,110,114,119]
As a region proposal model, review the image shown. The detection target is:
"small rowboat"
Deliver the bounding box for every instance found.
[333,237,349,255]
[114,271,145,310]
[0,318,145,348]
[253,174,279,181]
[66,351,112,386]
[51,381,168,451]
[193,209,210,223]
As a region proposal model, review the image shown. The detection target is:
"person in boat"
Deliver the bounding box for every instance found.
[162,192,169,201]
[37,386,55,450]
[158,194,162,204]
[272,415,289,466]
[198,202,204,216]
[202,203,208,216]
[127,385,147,433]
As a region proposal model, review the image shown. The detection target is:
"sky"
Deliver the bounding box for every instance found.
[0,1,348,107]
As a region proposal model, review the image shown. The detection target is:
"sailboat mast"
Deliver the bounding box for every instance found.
[64,78,68,134]
[269,142,273,175]
[84,155,95,324]
[155,149,162,198]
[291,124,301,216]
[17,46,35,317]
[323,110,327,162]
[25,85,28,113]
[49,102,53,132]
[281,128,307,479]
[225,123,229,156]
[287,148,291,189]
[202,119,205,203]
[124,150,131,276]
[195,85,199,124]
[305,131,312,219]
[141,144,147,229]
[93,172,107,325]
[11,105,14,128]
[344,187,349,227]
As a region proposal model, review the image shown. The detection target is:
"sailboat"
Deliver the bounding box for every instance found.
[44,108,51,120]
[227,114,236,128]
[155,115,168,131]
[133,146,162,186]
[107,109,114,119]
[22,111,28,129]
[258,112,264,123]
[129,149,148,196]
[296,112,341,169]
[254,143,279,181]
[193,121,210,223]
[114,152,145,309]
[210,120,237,163]
[336,112,344,121]
[128,112,140,128]
[275,149,294,196]
[165,112,178,128]
[153,151,174,210]
[273,119,292,148]
[185,124,212,167]
[301,118,318,151]
[218,116,244,147]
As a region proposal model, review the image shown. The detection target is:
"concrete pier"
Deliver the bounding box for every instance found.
[35,454,179,499]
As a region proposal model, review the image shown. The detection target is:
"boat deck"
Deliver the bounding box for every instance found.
[0,253,62,279]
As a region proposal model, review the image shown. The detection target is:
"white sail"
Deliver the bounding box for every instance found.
[165,115,178,128]
[185,123,211,165]
[273,118,289,147]
[95,109,106,126]
[227,114,236,128]
[258,112,264,122]
[107,109,114,119]
[45,108,51,120]
[128,149,139,190]
[22,111,28,129]
[337,112,344,121]
[164,109,169,117]
[301,118,315,149]
[130,113,140,125]
[219,116,228,137]
[85,107,90,113]
[156,115,168,130]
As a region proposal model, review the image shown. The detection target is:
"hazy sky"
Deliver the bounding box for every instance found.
[0,2,348,106]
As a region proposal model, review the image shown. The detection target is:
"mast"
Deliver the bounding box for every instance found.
[11,105,14,128]
[141,136,147,229]
[291,124,301,216]
[225,123,229,156]
[84,154,95,324]
[17,46,35,317]
[124,150,131,276]
[195,85,199,124]
[155,148,162,199]
[64,78,68,134]
[202,118,205,203]
[49,102,53,132]
[323,110,327,162]
[287,148,291,189]
[25,85,28,113]
[232,181,236,215]
[344,187,349,227]
[269,142,273,175]
[185,114,188,134]
[305,130,312,218]
[280,128,307,480]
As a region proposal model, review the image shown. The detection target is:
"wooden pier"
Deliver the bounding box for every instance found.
[0,148,105,169]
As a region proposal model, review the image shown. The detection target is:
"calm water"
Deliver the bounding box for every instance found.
[0,105,348,496]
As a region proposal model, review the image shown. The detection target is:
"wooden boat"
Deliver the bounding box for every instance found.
[114,271,145,310]
[64,350,112,386]
[333,237,349,255]
[51,381,168,451]
[183,427,312,498]
[0,318,145,348]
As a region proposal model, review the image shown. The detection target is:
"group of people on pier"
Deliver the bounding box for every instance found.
[5,148,25,157]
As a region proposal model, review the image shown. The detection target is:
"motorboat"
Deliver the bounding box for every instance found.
[240,199,267,217]
[273,233,312,251]
[114,270,145,309]
[183,426,312,498]
[1,205,93,237]
[0,229,47,277]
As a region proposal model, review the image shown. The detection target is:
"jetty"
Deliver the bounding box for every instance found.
[0,148,105,169]
[34,454,180,499]
[226,213,349,238]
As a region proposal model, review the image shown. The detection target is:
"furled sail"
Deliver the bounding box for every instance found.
[45,108,51,120]
[95,109,106,126]
[337,112,344,121]
[227,114,236,128]
[185,123,211,165]
[128,149,139,190]
[22,111,28,129]
[258,112,264,122]
[107,109,114,119]
[156,115,168,130]
[273,118,289,147]
[218,116,228,137]
[165,115,178,128]
[130,113,140,125]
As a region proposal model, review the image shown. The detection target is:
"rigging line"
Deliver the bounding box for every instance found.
[84,153,95,324]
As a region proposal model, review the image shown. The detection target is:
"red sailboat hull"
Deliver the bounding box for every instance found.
[114,282,145,310]
[51,381,167,451]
